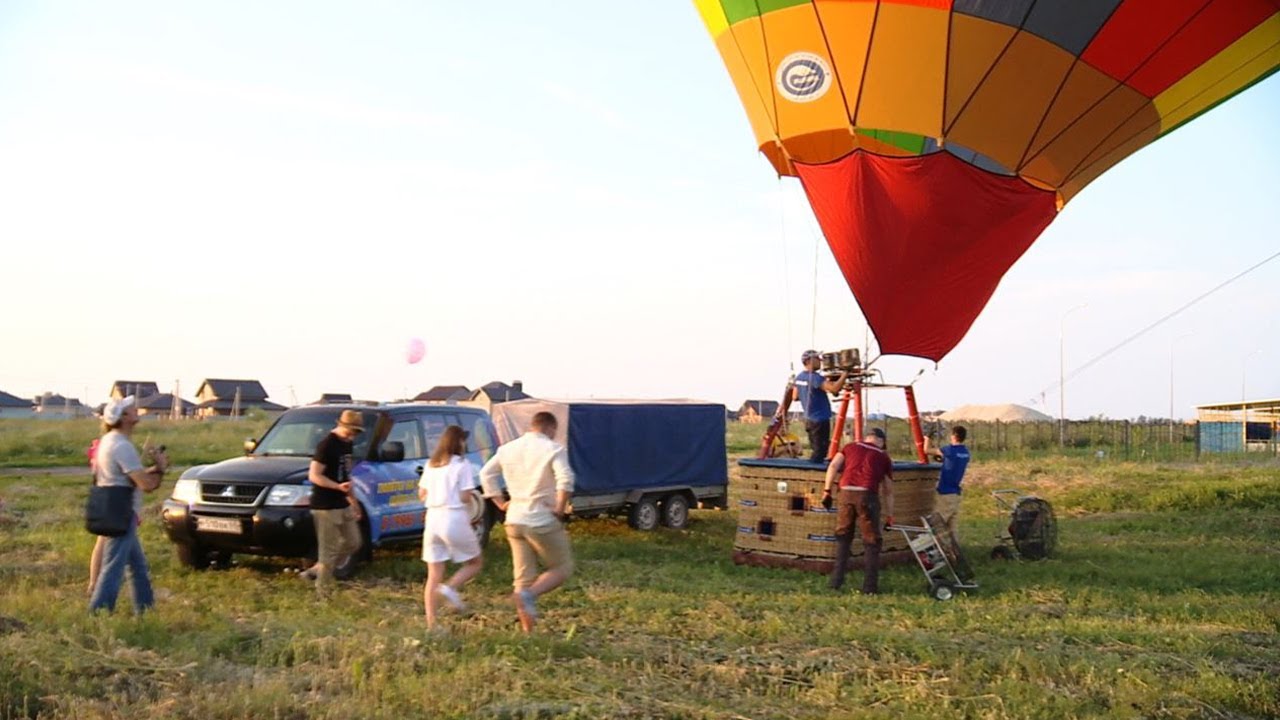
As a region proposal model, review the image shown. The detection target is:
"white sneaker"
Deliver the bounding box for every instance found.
[436,585,467,613]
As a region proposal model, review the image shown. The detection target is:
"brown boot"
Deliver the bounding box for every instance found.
[829,535,852,590]
[860,543,881,595]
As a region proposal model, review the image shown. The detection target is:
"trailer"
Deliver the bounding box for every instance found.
[490,399,728,530]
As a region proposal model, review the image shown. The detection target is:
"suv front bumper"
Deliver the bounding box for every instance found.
[161,500,316,557]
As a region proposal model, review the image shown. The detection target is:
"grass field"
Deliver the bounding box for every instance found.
[2,439,1278,719]
[0,418,274,470]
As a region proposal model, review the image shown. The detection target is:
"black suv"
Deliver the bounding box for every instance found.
[161,403,501,574]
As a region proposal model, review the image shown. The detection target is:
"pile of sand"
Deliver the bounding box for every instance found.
[939,403,1054,422]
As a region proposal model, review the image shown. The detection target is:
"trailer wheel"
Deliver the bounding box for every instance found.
[929,581,955,601]
[660,494,690,529]
[627,497,659,531]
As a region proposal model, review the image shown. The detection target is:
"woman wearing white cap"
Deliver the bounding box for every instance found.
[417,425,484,630]
[89,396,169,613]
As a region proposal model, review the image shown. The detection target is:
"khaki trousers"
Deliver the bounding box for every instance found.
[505,522,573,592]
[935,493,962,542]
[313,506,362,593]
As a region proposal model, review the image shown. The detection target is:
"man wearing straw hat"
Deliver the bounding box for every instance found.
[306,409,366,594]
[822,427,895,595]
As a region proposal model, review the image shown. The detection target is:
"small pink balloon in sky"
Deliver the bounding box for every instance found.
[406,338,426,365]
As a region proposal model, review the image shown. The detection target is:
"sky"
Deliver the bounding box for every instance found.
[1,1,1277,419]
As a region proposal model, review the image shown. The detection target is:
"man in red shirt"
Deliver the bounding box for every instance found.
[821,427,896,594]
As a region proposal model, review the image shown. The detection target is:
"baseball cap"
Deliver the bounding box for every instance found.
[102,396,136,425]
[801,349,821,362]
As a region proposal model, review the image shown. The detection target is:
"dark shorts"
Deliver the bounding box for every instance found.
[835,489,881,546]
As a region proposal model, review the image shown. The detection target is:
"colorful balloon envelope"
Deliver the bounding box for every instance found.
[696,0,1279,361]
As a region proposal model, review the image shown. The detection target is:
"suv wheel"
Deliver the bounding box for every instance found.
[175,542,209,570]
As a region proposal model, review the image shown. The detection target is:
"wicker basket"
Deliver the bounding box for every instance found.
[732,458,938,573]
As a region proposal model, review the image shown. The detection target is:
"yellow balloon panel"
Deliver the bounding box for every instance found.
[713,28,779,161]
[1156,14,1280,133]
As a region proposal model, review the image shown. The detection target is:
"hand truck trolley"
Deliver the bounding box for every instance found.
[889,513,978,601]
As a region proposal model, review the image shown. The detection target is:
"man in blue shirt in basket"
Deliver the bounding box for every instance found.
[792,350,848,463]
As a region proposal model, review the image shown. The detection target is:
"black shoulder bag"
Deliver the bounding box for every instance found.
[85,464,134,537]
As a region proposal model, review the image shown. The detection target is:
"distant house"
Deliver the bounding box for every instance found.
[413,385,471,404]
[313,393,353,405]
[194,378,287,418]
[466,381,531,412]
[110,381,159,400]
[1197,398,1279,454]
[137,393,195,418]
[0,390,34,419]
[738,400,780,424]
[34,392,92,419]
[725,409,740,422]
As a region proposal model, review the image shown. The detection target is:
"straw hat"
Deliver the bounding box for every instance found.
[338,410,365,433]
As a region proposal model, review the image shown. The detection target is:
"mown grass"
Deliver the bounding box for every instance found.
[1,453,1277,719]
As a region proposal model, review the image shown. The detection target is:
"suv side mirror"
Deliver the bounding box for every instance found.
[380,441,405,463]
[244,438,258,454]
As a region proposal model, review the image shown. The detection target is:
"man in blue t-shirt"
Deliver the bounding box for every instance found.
[925,426,970,541]
[792,350,848,462]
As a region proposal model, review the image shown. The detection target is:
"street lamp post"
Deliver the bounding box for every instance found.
[1170,332,1193,445]
[1241,350,1262,453]
[1242,349,1262,401]
[1059,303,1087,447]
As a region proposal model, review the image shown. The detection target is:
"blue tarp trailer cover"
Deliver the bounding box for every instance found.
[491,399,728,496]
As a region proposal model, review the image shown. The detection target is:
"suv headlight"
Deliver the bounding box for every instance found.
[171,479,201,504]
[264,484,311,507]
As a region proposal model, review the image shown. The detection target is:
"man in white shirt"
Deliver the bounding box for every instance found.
[480,411,575,632]
[89,395,169,613]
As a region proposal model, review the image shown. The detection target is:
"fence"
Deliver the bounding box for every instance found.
[759,419,1230,463]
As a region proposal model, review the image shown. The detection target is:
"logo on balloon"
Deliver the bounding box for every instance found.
[776,52,831,103]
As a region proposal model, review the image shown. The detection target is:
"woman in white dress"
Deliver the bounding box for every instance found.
[418,425,484,629]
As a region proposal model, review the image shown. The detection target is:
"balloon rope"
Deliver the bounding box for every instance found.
[1034,247,1280,402]
[777,176,794,369]
[811,217,820,348]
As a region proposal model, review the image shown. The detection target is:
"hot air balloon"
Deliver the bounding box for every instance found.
[696,0,1280,362]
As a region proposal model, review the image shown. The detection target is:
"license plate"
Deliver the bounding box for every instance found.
[196,516,243,535]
